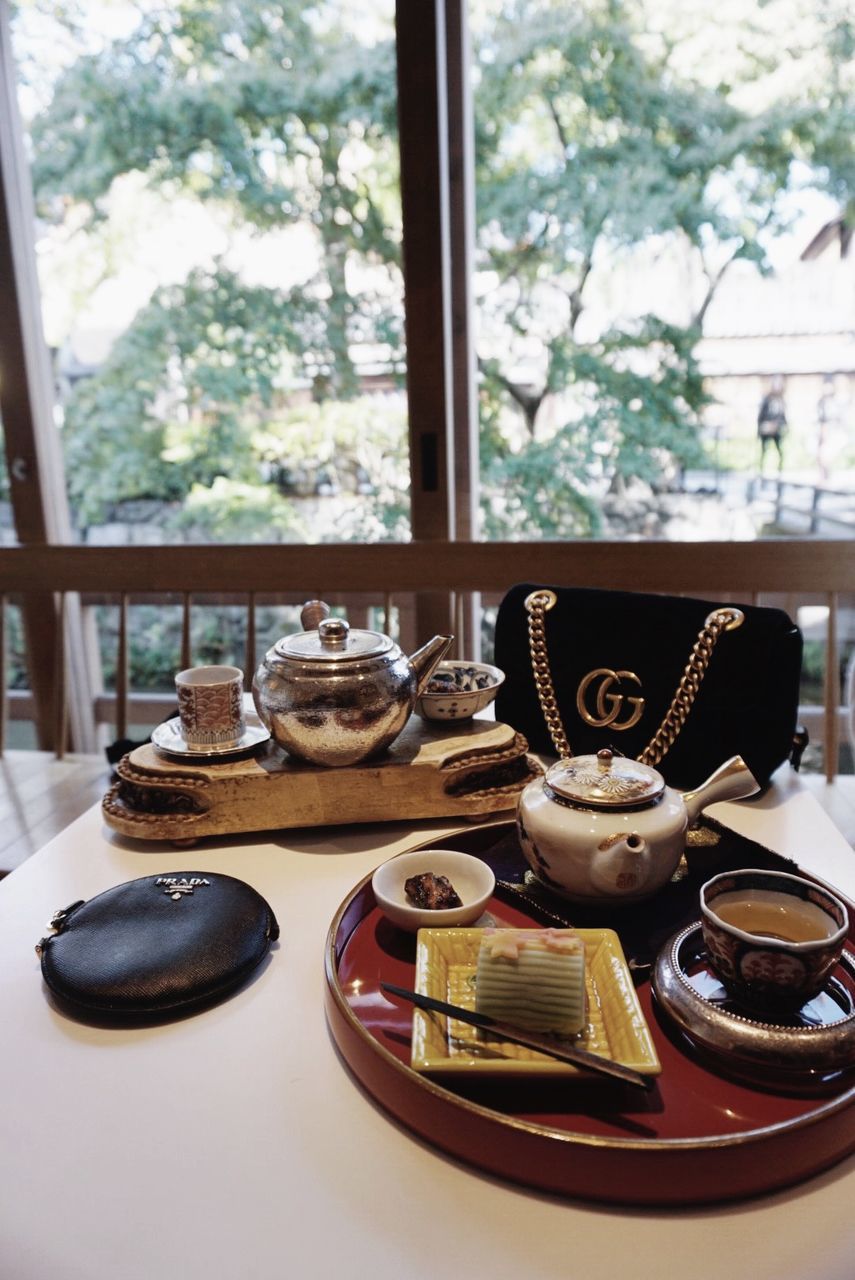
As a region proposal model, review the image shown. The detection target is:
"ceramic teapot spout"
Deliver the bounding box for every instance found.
[681,755,760,825]
[590,832,652,896]
[410,634,454,695]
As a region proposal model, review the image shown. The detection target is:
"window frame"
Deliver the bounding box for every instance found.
[0,0,474,747]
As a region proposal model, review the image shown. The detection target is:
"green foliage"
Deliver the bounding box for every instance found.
[166,478,309,542]
[17,0,855,547]
[570,320,709,484]
[31,1,411,538]
[97,601,273,691]
[470,0,839,521]
[30,0,403,401]
[786,6,855,225]
[479,317,707,530]
[255,399,411,541]
[480,427,601,538]
[30,3,398,232]
[4,603,29,690]
[61,306,182,526]
[62,264,295,525]
[61,285,411,538]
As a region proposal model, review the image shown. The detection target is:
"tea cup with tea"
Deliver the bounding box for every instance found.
[700,868,849,1014]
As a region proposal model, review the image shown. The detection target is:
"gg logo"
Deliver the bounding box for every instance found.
[576,668,644,731]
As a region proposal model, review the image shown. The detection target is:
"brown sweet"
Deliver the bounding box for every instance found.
[404,872,462,910]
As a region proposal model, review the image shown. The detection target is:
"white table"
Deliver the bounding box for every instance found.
[1,771,854,1280]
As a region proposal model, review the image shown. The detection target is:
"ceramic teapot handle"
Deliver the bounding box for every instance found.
[681,755,760,824]
[300,599,331,631]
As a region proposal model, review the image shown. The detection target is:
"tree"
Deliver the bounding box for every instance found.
[25,0,406,536]
[472,0,840,530]
[16,0,855,543]
[62,265,292,524]
[31,2,402,393]
[797,7,855,260]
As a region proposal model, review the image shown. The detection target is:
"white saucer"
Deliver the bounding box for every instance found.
[151,713,271,761]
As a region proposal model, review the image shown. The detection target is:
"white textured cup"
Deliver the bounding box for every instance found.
[175,665,245,748]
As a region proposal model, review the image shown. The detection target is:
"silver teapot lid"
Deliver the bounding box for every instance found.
[274,616,394,664]
[545,749,664,809]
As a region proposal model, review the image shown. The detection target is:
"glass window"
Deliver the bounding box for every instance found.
[7,1,410,737]
[470,0,855,775]
[471,0,855,543]
[10,0,409,548]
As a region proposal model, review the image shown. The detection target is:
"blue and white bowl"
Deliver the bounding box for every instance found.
[416,660,505,721]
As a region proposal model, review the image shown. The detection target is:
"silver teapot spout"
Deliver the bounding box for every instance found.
[410,634,454,695]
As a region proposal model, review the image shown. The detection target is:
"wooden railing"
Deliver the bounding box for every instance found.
[748,476,855,535]
[0,538,852,778]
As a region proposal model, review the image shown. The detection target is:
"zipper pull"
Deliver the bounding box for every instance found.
[34,899,85,955]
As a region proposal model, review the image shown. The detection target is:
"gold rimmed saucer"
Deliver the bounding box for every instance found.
[151,712,270,760]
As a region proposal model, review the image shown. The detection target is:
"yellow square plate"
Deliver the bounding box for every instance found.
[411,927,661,1077]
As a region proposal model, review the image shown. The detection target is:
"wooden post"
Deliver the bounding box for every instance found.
[445,0,479,658]
[116,593,129,743]
[0,7,98,751]
[244,593,256,689]
[825,592,839,783]
[396,0,455,642]
[181,594,192,671]
[0,592,6,755]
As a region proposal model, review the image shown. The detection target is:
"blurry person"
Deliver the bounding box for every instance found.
[757,376,787,472]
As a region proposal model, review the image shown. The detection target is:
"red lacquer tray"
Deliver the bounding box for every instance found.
[323,820,855,1206]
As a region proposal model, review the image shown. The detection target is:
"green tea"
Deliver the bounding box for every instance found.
[712,894,830,943]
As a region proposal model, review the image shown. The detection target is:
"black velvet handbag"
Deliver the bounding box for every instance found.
[37,871,279,1023]
[494,583,804,789]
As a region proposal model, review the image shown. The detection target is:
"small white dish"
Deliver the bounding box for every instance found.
[152,710,270,760]
[416,660,505,721]
[372,849,496,932]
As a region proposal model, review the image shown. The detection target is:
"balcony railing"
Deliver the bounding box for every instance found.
[0,538,851,779]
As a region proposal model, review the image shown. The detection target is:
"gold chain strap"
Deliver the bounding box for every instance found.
[524,589,743,765]
[637,607,743,766]
[526,590,572,758]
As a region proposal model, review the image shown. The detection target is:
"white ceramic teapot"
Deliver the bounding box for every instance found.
[516,749,760,904]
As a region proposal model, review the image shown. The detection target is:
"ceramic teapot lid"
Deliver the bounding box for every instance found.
[545,749,665,810]
[273,617,395,664]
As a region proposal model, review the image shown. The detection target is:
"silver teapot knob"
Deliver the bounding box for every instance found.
[318,617,349,648]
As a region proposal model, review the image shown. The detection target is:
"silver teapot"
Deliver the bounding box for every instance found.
[252,601,453,767]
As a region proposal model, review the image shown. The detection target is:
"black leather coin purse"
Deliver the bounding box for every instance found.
[37,872,279,1023]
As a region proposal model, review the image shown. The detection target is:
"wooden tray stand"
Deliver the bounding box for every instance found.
[102,718,541,845]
